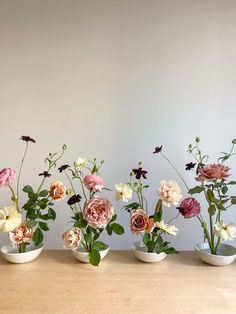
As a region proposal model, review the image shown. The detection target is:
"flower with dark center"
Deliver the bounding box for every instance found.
[39,171,51,178]
[153,145,163,154]
[185,162,196,171]
[132,167,148,180]
[67,194,82,206]
[20,136,36,143]
[58,165,70,173]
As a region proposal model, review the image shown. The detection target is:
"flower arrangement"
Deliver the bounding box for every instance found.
[61,157,124,266]
[0,136,66,253]
[115,162,181,255]
[154,138,236,255]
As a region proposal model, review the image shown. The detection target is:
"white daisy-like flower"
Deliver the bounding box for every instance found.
[0,206,22,232]
[214,221,236,241]
[156,220,178,236]
[74,157,87,170]
[115,183,133,203]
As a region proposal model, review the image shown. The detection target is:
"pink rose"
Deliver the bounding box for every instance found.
[62,228,81,249]
[83,196,114,229]
[130,209,154,234]
[196,164,230,182]
[178,197,201,219]
[9,223,34,244]
[83,175,104,192]
[0,168,16,188]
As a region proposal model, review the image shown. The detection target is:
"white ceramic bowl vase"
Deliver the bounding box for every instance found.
[72,246,109,263]
[1,243,44,264]
[132,241,167,263]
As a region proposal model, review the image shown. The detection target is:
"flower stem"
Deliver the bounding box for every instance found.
[16,142,29,211]
[17,242,26,253]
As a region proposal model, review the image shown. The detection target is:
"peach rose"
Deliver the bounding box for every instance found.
[83,196,114,229]
[50,181,66,201]
[62,228,81,249]
[130,209,154,234]
[9,222,34,244]
[196,164,230,181]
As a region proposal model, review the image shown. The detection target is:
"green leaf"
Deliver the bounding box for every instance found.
[84,233,92,243]
[26,208,39,219]
[231,198,236,205]
[74,219,87,228]
[221,186,228,195]
[23,185,34,194]
[106,224,112,235]
[26,220,37,228]
[143,233,150,245]
[39,222,49,231]
[146,240,155,252]
[208,204,216,215]
[123,202,140,211]
[93,233,100,241]
[93,241,107,251]
[33,228,44,246]
[163,247,179,254]
[228,181,236,185]
[188,186,204,194]
[89,249,101,266]
[39,190,49,197]
[28,192,38,201]
[110,223,124,235]
[207,189,216,203]
[40,214,50,221]
[110,214,117,223]
[48,208,56,220]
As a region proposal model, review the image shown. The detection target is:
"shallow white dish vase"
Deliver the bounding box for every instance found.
[132,241,167,263]
[72,246,109,263]
[1,243,44,264]
[194,243,236,266]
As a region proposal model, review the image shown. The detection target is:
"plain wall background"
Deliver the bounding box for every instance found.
[0,0,236,250]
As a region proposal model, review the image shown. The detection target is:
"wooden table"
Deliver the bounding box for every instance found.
[0,250,235,314]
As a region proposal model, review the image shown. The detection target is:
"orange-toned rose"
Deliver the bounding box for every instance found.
[196,164,230,182]
[50,181,66,201]
[130,209,154,234]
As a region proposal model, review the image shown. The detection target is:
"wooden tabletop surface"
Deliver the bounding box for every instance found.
[0,250,235,314]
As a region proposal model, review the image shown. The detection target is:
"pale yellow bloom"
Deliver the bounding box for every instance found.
[214,221,236,241]
[115,183,133,203]
[0,206,22,232]
[158,180,182,207]
[74,157,87,170]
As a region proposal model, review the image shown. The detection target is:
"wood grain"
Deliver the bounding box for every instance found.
[0,250,235,314]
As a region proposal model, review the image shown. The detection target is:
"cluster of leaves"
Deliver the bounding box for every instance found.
[23,185,55,246]
[73,213,124,266]
[187,137,236,216]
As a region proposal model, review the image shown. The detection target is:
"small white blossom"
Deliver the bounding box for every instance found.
[214,221,236,241]
[74,157,87,170]
[156,220,178,236]
[115,183,133,203]
[0,206,22,232]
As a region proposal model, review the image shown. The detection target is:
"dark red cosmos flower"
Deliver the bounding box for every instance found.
[58,165,70,173]
[153,145,163,154]
[39,171,51,177]
[185,162,196,171]
[20,136,36,143]
[67,194,82,206]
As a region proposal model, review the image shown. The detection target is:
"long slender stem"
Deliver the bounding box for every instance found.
[16,142,29,211]
[160,153,189,191]
[167,213,180,225]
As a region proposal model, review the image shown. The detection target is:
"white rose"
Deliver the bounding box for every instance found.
[0,206,22,232]
[74,157,87,170]
[115,183,133,203]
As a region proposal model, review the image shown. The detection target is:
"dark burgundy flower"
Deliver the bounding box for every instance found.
[20,136,36,143]
[39,171,51,178]
[58,165,70,173]
[153,145,163,154]
[132,167,148,180]
[67,194,82,206]
[185,162,196,171]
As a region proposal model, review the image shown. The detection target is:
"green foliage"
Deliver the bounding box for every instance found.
[84,233,92,243]
[39,222,49,231]
[33,228,44,246]
[92,241,108,251]
[188,186,204,194]
[208,205,216,215]
[110,223,124,235]
[89,249,101,266]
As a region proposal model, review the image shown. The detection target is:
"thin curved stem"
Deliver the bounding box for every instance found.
[16,142,29,210]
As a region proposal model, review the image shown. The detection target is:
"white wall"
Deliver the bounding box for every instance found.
[0,0,236,250]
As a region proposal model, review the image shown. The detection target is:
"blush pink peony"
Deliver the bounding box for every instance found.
[178,197,201,219]
[83,175,104,192]
[130,209,154,234]
[83,196,114,229]
[0,168,16,188]
[196,163,230,182]
[62,228,81,249]
[9,222,34,244]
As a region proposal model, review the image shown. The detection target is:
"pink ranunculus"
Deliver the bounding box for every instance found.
[9,222,34,244]
[196,163,230,182]
[83,196,114,229]
[178,197,201,219]
[62,228,81,249]
[83,175,104,192]
[0,168,16,188]
[130,209,154,234]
